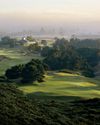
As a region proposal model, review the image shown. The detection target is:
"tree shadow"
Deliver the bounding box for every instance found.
[27,91,83,102]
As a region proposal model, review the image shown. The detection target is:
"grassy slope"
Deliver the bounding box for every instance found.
[0,48,41,75]
[0,48,100,101]
[1,83,100,125]
[19,72,100,101]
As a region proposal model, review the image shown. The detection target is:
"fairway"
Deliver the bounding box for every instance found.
[0,48,41,75]
[0,48,100,102]
[19,71,100,101]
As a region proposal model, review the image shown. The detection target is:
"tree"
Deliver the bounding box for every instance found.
[5,65,24,79]
[44,39,80,70]
[0,36,18,48]
[53,38,69,50]
[82,68,95,78]
[41,46,52,57]
[1,36,11,44]
[43,38,96,78]
[27,43,41,53]
[5,59,47,83]
[70,38,100,49]
[21,64,38,83]
[41,40,47,46]
[21,59,46,83]
[26,36,35,42]
[77,48,100,67]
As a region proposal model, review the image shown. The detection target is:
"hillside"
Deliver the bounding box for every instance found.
[0,48,100,101]
[0,47,100,125]
[0,83,100,125]
[19,72,100,101]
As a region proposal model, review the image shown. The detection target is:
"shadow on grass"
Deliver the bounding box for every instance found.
[49,74,100,87]
[56,86,99,91]
[50,75,86,82]
[27,91,83,102]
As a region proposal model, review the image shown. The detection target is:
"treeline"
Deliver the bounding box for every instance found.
[0,36,39,49]
[1,36,100,78]
[70,38,100,49]
[42,38,100,77]
[0,36,18,48]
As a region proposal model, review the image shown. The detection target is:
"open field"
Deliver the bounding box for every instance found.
[19,71,100,101]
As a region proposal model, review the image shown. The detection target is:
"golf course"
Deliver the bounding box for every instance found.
[0,48,100,102]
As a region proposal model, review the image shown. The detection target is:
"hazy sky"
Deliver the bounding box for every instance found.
[0,0,100,33]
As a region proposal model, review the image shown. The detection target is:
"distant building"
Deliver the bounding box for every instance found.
[41,40,47,46]
[18,37,28,45]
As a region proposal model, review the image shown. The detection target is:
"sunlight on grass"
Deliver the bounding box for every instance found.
[75,82,97,87]
[0,48,100,100]
[55,72,79,76]
[19,72,100,99]
[0,48,40,75]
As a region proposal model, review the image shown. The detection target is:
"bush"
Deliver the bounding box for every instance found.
[82,69,95,78]
[5,59,47,83]
[5,65,23,79]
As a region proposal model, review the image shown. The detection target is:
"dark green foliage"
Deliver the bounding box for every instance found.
[77,48,100,67]
[44,39,75,70]
[0,83,100,125]
[27,43,41,53]
[5,65,24,79]
[53,38,69,50]
[5,59,47,83]
[70,38,100,49]
[70,38,100,68]
[41,46,52,57]
[82,69,95,78]
[44,38,98,77]
[21,64,39,83]
[21,59,46,83]
[44,38,90,71]
[0,36,18,48]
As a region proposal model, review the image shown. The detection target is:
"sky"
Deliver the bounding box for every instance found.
[0,0,100,33]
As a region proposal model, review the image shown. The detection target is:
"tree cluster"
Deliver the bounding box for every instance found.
[43,38,97,77]
[27,43,41,53]
[26,36,35,42]
[5,59,47,83]
[0,36,18,48]
[70,38,100,49]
